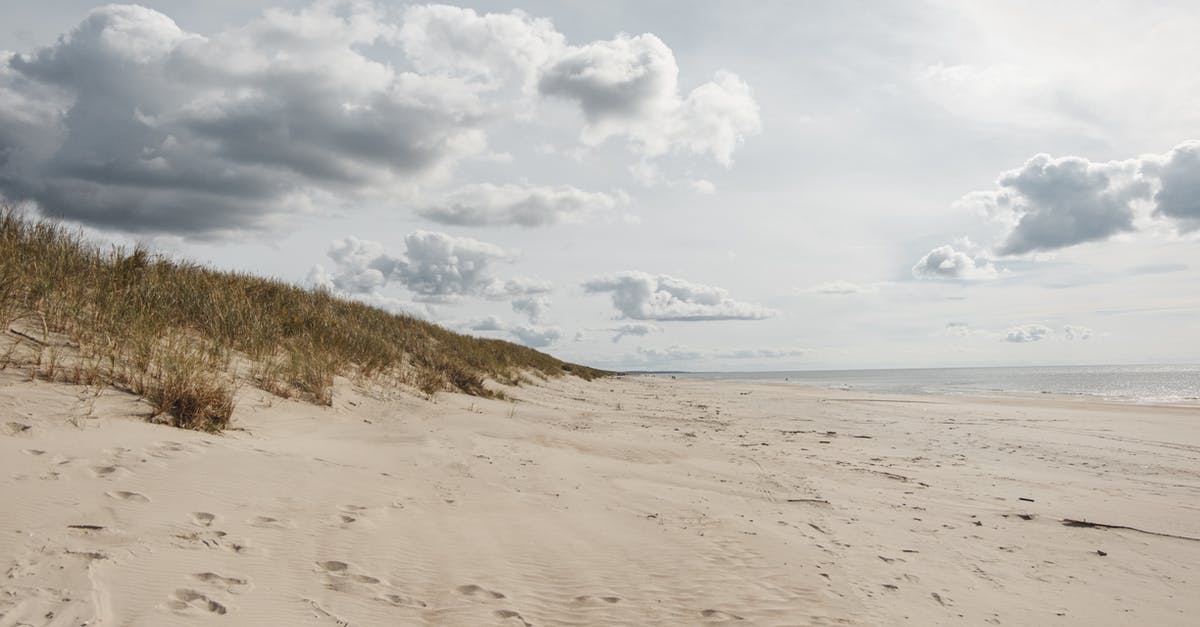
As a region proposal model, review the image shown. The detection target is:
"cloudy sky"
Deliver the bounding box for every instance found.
[2,1,1197,371]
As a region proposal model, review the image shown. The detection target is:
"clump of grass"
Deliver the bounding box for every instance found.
[0,204,610,429]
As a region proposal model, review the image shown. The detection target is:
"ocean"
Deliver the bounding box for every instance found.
[677,364,1200,405]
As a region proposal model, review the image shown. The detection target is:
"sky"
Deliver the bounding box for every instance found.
[1,1,1197,371]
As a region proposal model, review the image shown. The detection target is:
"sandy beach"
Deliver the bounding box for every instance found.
[2,373,1198,626]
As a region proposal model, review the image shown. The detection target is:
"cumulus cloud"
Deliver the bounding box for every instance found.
[509,324,562,348]
[0,3,492,236]
[464,315,560,348]
[1004,324,1050,343]
[511,295,550,323]
[313,231,548,303]
[582,271,774,321]
[0,4,762,236]
[610,322,660,343]
[1144,140,1200,232]
[398,4,564,94]
[912,245,999,280]
[634,345,705,363]
[399,5,760,166]
[538,35,760,165]
[417,183,622,227]
[1062,325,1093,340]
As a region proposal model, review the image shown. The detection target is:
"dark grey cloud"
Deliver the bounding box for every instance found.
[0,4,761,236]
[582,271,774,321]
[992,154,1149,255]
[0,4,486,236]
[1146,140,1200,231]
[311,231,549,303]
[912,244,998,280]
[418,183,621,227]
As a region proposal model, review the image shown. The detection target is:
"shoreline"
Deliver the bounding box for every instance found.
[3,372,1198,625]
[657,372,1200,408]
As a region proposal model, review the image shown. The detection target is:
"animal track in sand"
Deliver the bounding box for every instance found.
[167,588,227,614]
[700,608,745,621]
[456,584,506,599]
[21,448,45,455]
[337,504,367,514]
[175,529,255,554]
[106,490,150,503]
[191,512,216,526]
[316,560,350,573]
[193,572,250,593]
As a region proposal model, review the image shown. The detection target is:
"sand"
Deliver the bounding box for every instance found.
[1,372,1197,626]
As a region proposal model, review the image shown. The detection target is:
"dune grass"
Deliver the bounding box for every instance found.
[0,206,608,431]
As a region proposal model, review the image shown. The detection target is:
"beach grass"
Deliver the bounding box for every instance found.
[0,205,608,431]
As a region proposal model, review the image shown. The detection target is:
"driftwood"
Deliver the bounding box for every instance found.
[1061,519,1200,543]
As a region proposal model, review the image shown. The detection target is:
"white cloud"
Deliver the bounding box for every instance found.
[716,348,804,359]
[313,230,549,303]
[538,34,760,165]
[1062,325,1093,340]
[912,245,998,280]
[1004,324,1050,343]
[398,4,565,94]
[509,324,562,348]
[582,271,774,321]
[511,295,550,323]
[806,280,878,295]
[610,322,659,343]
[463,315,560,348]
[417,183,622,227]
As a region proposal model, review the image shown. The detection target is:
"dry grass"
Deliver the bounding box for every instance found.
[0,205,609,430]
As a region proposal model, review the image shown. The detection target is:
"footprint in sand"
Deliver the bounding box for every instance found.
[191,512,216,527]
[4,421,32,435]
[90,465,121,478]
[106,490,150,503]
[495,609,533,626]
[380,593,428,609]
[166,589,227,615]
[700,609,745,621]
[316,560,350,574]
[21,448,46,456]
[456,584,506,599]
[249,515,293,529]
[193,572,250,594]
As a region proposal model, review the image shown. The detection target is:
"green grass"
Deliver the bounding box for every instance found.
[0,205,609,431]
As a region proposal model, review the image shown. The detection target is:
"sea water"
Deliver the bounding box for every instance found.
[678,364,1200,404]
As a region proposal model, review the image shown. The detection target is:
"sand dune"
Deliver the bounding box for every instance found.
[2,373,1198,625]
